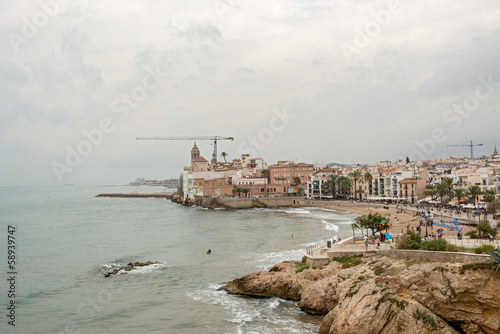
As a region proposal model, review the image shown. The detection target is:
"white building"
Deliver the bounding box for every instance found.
[180,169,194,200]
[371,169,413,199]
[233,177,267,187]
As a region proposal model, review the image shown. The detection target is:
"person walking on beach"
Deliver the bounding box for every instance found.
[364,235,368,250]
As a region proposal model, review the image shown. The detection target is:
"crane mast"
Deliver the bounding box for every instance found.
[446,140,483,158]
[136,136,234,164]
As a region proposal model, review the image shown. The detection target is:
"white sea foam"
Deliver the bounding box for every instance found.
[118,263,167,275]
[277,208,311,215]
[317,208,339,212]
[101,262,169,276]
[268,298,280,309]
[310,212,343,220]
[187,285,318,334]
[321,220,339,231]
[247,249,305,271]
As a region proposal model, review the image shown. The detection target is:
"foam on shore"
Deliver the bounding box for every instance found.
[321,220,340,231]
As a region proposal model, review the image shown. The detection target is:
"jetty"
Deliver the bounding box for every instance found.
[96,193,174,199]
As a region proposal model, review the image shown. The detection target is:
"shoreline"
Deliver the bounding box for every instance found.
[97,192,489,239]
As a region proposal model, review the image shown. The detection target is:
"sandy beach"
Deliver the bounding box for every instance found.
[310,200,484,242]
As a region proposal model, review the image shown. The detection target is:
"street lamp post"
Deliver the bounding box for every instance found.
[425,218,428,238]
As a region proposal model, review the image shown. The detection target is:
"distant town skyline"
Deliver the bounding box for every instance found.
[1,1,500,186]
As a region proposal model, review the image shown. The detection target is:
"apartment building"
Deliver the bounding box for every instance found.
[398,178,426,203]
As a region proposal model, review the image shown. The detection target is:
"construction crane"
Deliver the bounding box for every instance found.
[136,136,234,164]
[447,140,483,158]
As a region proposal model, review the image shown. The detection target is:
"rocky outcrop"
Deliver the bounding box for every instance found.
[222,255,500,334]
[102,261,161,277]
[223,261,302,300]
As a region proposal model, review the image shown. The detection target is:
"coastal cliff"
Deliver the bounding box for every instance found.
[222,254,500,334]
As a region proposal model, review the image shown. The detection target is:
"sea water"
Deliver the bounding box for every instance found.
[0,186,356,333]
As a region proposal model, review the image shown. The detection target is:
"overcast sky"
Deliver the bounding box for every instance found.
[1,0,500,186]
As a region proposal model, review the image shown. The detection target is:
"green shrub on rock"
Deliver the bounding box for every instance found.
[421,238,457,252]
[474,244,496,254]
[487,246,500,274]
[397,232,422,250]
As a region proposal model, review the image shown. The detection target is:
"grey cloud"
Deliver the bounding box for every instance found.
[418,27,500,97]
[0,60,28,84]
[234,67,254,75]
[169,21,223,45]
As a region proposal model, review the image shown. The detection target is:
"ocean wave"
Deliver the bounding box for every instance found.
[246,249,305,271]
[118,263,168,275]
[276,208,311,215]
[321,220,339,231]
[309,212,343,220]
[316,208,339,212]
[187,285,319,334]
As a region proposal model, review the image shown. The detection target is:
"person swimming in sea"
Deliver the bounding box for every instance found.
[207,249,211,255]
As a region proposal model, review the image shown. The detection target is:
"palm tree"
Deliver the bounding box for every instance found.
[365,213,388,237]
[364,172,373,196]
[297,187,304,196]
[453,188,466,206]
[242,188,250,197]
[220,152,228,162]
[293,176,301,186]
[328,174,338,199]
[442,177,455,199]
[261,169,270,197]
[466,186,482,206]
[354,215,367,238]
[349,171,363,201]
[235,187,242,197]
[436,183,447,203]
[482,189,496,213]
[424,184,437,201]
[337,176,352,200]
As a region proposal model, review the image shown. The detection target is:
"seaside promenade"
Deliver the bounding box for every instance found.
[305,235,497,269]
[305,200,499,264]
[307,236,500,258]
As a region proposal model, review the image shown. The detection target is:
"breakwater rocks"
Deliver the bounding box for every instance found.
[170,193,310,209]
[102,261,161,277]
[96,193,174,199]
[222,255,500,333]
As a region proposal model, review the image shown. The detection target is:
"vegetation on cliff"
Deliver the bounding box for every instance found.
[223,254,500,334]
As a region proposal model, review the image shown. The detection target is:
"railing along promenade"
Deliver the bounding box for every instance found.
[305,236,499,264]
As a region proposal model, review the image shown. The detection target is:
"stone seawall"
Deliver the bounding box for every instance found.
[304,249,490,267]
[171,194,315,209]
[197,197,311,209]
[376,249,490,263]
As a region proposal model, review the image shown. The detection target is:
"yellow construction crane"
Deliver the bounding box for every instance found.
[136,136,234,164]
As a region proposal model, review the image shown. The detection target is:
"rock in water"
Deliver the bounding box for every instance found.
[102,261,161,277]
